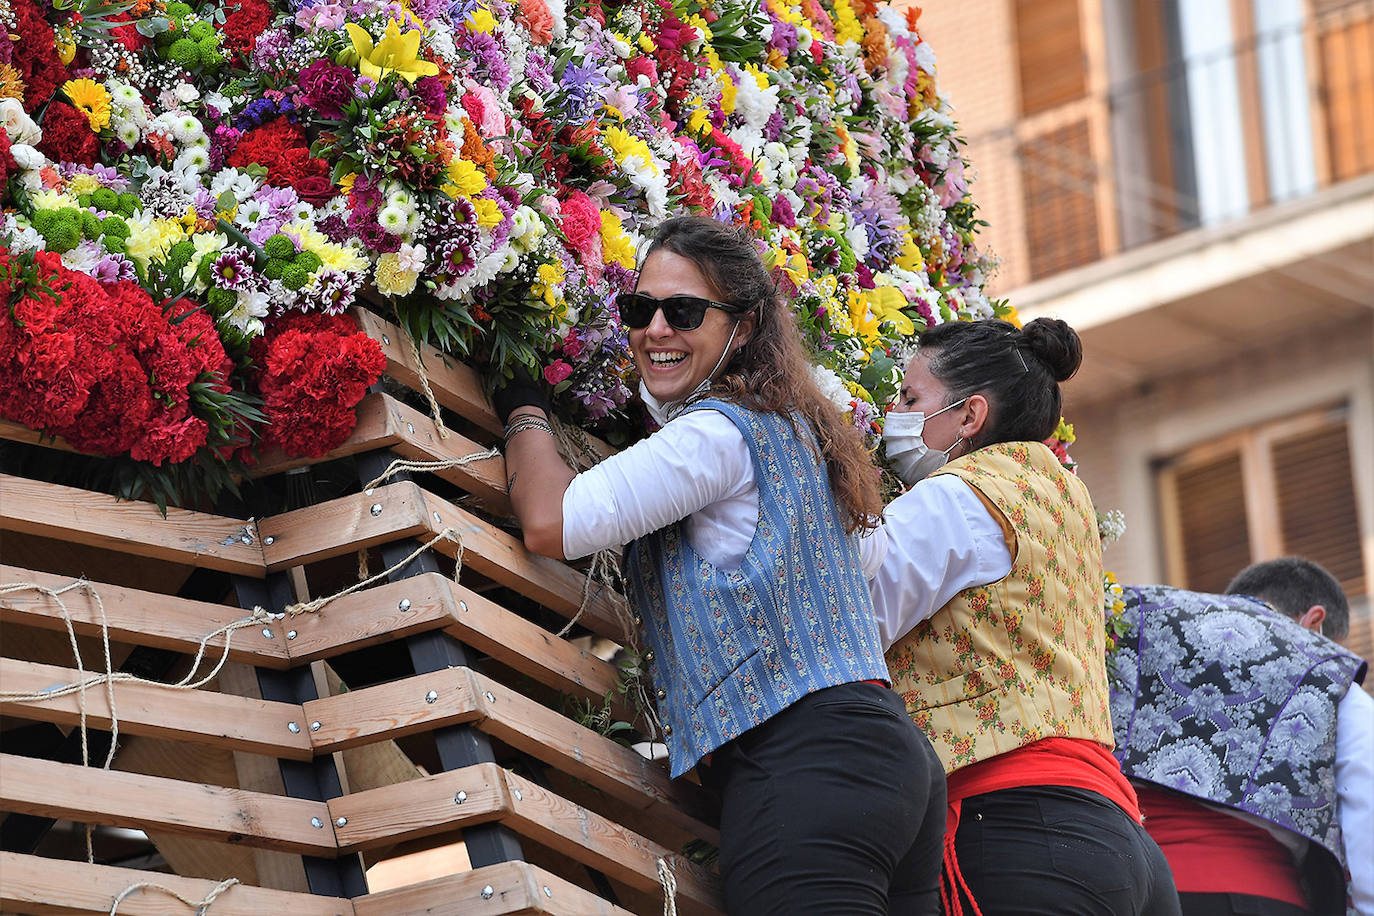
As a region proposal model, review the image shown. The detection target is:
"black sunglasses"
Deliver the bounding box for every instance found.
[616,292,738,331]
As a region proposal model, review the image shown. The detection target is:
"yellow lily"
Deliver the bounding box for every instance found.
[861,286,915,336]
[345,20,439,84]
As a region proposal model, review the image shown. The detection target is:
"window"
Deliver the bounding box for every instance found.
[1156,404,1371,659]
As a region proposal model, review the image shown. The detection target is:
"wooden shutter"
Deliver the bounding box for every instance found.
[1014,0,1088,115]
[1271,421,1366,597]
[1316,5,1374,180]
[1019,120,1102,278]
[1167,451,1252,595]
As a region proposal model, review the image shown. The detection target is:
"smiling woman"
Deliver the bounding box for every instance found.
[490,214,946,916]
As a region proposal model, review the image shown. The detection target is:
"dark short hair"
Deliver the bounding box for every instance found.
[1225,556,1349,639]
[917,317,1082,448]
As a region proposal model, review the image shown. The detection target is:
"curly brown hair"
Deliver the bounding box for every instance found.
[644,216,882,531]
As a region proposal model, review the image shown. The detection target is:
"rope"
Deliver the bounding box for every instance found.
[656,857,678,916]
[278,526,464,618]
[109,877,239,915]
[361,449,502,493]
[407,334,451,440]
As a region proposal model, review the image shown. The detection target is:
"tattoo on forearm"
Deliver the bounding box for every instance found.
[506,472,517,495]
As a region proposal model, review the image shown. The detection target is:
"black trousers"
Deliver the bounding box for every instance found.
[700,681,946,915]
[952,785,1181,916]
[1178,893,1313,916]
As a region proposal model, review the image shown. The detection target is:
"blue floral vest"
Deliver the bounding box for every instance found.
[1109,584,1366,904]
[625,399,890,777]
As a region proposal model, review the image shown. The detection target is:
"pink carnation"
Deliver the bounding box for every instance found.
[544,359,574,385]
[558,191,601,253]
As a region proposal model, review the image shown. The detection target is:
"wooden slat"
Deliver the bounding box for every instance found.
[253,393,512,514]
[303,666,483,752]
[442,582,630,719]
[0,475,265,577]
[0,754,336,855]
[329,764,722,914]
[0,565,291,668]
[468,670,718,846]
[501,769,722,916]
[277,571,459,664]
[0,852,353,916]
[0,658,313,760]
[350,307,504,437]
[305,665,713,848]
[417,488,631,644]
[259,482,431,571]
[352,860,634,916]
[328,761,509,851]
[0,419,79,453]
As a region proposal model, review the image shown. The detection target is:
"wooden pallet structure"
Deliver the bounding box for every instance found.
[0,310,725,915]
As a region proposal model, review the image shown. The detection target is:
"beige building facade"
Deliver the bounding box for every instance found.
[907,0,1374,657]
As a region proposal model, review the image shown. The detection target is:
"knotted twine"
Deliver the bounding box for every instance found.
[407,333,451,440]
[109,877,239,915]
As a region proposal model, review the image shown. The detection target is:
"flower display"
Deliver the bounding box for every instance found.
[1,0,1013,497]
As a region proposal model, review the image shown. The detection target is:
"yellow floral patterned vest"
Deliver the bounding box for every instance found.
[885,441,1113,774]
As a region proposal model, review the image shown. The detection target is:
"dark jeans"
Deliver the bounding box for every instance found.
[952,785,1181,916]
[1179,894,1313,916]
[701,681,945,915]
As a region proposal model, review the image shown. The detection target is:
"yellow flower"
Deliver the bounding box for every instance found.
[603,126,655,172]
[62,79,112,131]
[895,234,924,272]
[375,252,420,296]
[1001,302,1024,328]
[861,286,915,336]
[441,157,487,197]
[718,71,738,116]
[847,290,879,343]
[345,20,439,85]
[1053,417,1076,444]
[471,196,502,228]
[534,261,565,310]
[834,123,859,172]
[686,106,709,135]
[338,173,358,196]
[638,34,656,53]
[466,7,497,32]
[600,211,636,269]
[0,64,25,103]
[67,173,101,196]
[126,218,185,270]
[54,26,76,66]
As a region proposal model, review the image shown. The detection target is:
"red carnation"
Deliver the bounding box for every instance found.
[0,134,16,185]
[37,102,100,166]
[131,414,210,466]
[219,0,274,56]
[226,118,332,197]
[251,312,386,458]
[558,191,601,254]
[10,0,70,114]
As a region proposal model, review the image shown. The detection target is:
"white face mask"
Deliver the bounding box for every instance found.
[639,320,742,428]
[882,397,969,485]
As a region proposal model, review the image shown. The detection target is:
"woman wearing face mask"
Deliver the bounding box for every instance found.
[865,317,1179,916]
[493,215,945,915]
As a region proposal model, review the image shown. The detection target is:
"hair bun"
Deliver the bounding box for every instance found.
[1021,317,1082,382]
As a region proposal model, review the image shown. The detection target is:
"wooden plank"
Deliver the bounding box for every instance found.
[0,475,266,577]
[443,583,630,719]
[350,307,504,437]
[279,571,458,665]
[418,489,632,644]
[251,394,510,513]
[0,852,352,916]
[469,671,718,847]
[353,860,636,916]
[0,419,80,453]
[502,770,722,916]
[328,762,509,851]
[304,667,483,752]
[0,754,336,855]
[0,658,313,760]
[0,565,290,668]
[259,482,430,571]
